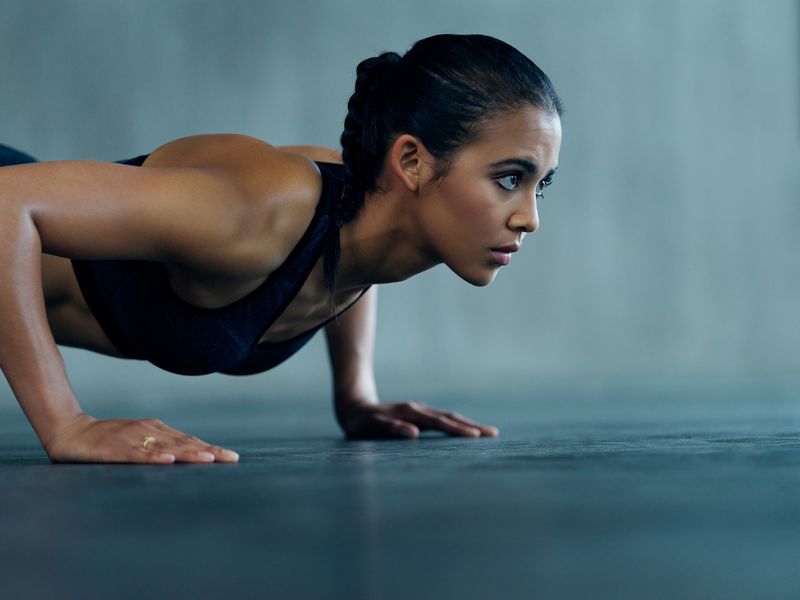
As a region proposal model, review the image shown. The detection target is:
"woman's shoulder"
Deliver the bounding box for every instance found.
[143,133,323,192]
[145,133,330,278]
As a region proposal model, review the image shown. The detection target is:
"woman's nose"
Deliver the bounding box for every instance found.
[510,196,539,233]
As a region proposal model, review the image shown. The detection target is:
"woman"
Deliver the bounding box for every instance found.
[0,34,562,464]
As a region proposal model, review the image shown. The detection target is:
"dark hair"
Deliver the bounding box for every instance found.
[324,33,563,296]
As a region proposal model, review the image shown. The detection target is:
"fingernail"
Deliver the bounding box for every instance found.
[223,450,239,460]
[198,451,215,461]
[160,453,175,462]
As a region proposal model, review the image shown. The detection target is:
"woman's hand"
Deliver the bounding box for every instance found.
[337,401,500,440]
[43,413,240,464]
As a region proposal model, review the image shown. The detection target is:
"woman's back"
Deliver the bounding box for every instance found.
[137,134,326,308]
[0,135,364,375]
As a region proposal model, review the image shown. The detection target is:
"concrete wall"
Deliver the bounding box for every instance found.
[0,0,797,407]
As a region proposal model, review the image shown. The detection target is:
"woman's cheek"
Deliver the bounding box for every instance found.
[454,182,498,219]
[469,193,504,234]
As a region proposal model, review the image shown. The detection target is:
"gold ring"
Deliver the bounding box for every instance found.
[140,436,157,450]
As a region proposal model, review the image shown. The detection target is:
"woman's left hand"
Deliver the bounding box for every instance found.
[336,400,500,440]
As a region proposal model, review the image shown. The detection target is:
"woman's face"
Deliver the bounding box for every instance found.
[418,106,562,286]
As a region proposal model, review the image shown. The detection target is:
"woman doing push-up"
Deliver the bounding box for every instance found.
[0,33,562,464]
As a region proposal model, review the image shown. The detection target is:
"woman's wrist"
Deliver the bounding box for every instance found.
[333,374,378,405]
[333,390,378,424]
[334,387,378,406]
[39,411,94,452]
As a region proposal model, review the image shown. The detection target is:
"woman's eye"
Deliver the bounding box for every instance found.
[496,173,521,191]
[536,176,554,198]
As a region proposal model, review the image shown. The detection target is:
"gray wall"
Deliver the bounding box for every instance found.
[1,0,798,407]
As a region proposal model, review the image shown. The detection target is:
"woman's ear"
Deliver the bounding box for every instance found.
[386,134,435,194]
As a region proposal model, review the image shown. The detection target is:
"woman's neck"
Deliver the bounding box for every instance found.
[333,187,441,291]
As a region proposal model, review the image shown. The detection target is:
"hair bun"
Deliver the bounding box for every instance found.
[355,51,401,95]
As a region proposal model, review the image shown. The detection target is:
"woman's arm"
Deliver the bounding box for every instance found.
[0,159,255,462]
[325,286,380,412]
[324,286,499,440]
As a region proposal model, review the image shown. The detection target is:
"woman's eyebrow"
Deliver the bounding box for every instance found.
[489,160,558,181]
[489,158,538,173]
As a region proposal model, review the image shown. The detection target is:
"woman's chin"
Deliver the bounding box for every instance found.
[454,265,498,287]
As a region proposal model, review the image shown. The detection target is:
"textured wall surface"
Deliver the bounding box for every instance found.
[0,0,797,405]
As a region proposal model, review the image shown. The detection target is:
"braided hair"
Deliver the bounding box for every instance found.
[323,51,401,297]
[323,34,563,299]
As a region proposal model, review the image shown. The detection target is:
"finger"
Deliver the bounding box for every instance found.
[377,416,419,439]
[443,412,500,436]
[153,439,239,463]
[402,405,482,437]
[349,415,419,440]
[135,439,216,463]
[145,421,239,462]
[128,448,176,464]
[132,433,231,464]
[202,445,240,462]
[171,437,239,463]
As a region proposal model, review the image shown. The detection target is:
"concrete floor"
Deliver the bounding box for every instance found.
[1,380,799,600]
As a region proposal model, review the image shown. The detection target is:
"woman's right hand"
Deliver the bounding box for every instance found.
[43,413,240,464]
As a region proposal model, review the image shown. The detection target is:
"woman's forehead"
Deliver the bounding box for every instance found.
[480,107,560,139]
[462,108,561,166]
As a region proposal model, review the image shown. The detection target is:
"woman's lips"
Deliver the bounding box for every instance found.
[490,250,511,266]
[490,244,519,266]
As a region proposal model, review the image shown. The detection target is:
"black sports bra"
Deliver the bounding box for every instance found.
[71,154,370,376]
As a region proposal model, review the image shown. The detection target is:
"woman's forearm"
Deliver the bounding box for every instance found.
[0,204,84,447]
[324,286,379,411]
